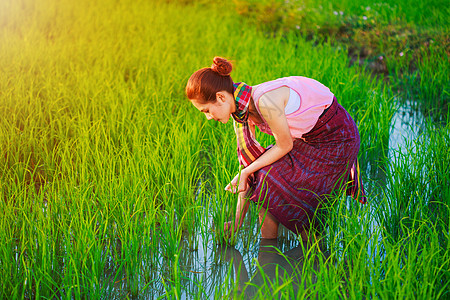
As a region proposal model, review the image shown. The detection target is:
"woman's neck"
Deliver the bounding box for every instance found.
[248,98,263,124]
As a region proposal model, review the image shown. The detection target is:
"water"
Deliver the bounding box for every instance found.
[365,99,427,273]
[170,226,326,299]
[100,219,312,298]
[388,99,425,157]
[100,100,428,298]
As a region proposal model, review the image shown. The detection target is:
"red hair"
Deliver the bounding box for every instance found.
[186,57,234,103]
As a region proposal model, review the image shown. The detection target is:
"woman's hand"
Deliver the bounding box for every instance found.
[223,220,238,237]
[225,170,249,194]
[223,191,251,237]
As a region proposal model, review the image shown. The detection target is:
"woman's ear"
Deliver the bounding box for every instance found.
[216,91,226,102]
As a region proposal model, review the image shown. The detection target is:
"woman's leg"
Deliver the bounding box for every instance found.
[259,207,279,239]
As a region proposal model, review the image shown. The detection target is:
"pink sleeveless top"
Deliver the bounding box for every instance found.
[250,76,334,138]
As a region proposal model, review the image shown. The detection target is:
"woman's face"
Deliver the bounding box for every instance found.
[190,91,235,124]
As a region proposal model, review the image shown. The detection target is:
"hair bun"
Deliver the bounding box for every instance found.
[211,56,232,76]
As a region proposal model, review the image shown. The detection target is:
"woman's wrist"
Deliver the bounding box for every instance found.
[241,167,252,178]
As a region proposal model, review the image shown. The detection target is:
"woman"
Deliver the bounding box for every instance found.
[186,57,365,240]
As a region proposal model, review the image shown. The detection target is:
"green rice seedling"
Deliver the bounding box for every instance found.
[139,210,161,282]
[377,118,449,244]
[388,44,449,123]
[238,176,274,252]
[354,87,397,170]
[379,151,429,242]
[159,251,188,300]
[240,200,264,251]
[213,256,240,299]
[372,219,450,299]
[415,46,449,120]
[426,126,450,251]
[157,206,199,296]
[201,125,240,244]
[157,207,181,265]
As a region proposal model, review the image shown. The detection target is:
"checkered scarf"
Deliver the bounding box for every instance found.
[232,82,266,167]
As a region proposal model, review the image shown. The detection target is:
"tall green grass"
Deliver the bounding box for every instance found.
[0,0,448,298]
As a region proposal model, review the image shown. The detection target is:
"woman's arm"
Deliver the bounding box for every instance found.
[224,190,250,235]
[224,88,291,234]
[229,87,293,193]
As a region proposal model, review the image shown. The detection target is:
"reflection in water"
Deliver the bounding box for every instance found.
[221,238,329,298]
[364,99,425,191]
[389,99,424,157]
[101,101,425,298]
[103,230,329,299]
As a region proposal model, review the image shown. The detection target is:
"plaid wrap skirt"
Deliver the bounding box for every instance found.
[249,98,360,234]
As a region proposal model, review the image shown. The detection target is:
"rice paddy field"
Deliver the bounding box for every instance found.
[0,0,449,298]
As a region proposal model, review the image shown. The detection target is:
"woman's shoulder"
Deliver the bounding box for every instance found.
[253,76,327,87]
[252,77,289,98]
[253,77,303,104]
[251,80,290,121]
[253,76,331,100]
[252,76,305,91]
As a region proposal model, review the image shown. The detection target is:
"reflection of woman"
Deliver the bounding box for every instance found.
[186,57,365,240]
[222,239,327,297]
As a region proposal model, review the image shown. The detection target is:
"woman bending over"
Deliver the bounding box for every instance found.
[186,57,365,240]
